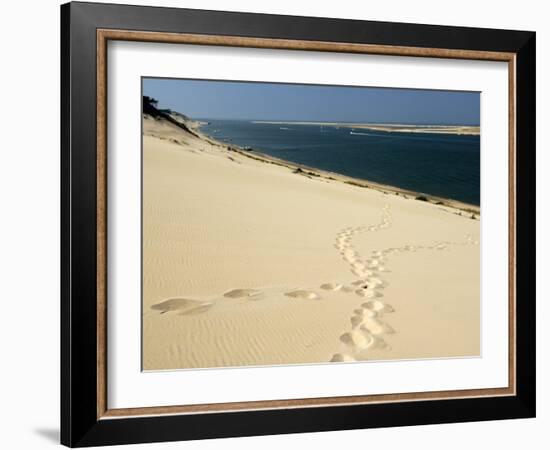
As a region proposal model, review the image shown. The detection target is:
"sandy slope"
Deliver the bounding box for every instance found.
[142,115,480,370]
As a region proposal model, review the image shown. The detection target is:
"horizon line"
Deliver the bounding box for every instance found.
[192,117,481,126]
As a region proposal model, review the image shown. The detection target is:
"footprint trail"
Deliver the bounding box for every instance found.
[148,204,478,366]
[329,205,479,363]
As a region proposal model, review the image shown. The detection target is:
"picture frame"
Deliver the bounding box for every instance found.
[61,1,536,447]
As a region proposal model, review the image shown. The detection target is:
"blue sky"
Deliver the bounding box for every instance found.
[143,78,480,125]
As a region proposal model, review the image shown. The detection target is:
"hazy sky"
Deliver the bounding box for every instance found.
[143,78,480,125]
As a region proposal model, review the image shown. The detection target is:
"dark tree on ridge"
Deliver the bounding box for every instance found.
[143,96,161,117]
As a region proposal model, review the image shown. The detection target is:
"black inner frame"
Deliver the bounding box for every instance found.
[61,2,536,447]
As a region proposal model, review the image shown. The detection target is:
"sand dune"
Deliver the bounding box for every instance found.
[142,112,480,370]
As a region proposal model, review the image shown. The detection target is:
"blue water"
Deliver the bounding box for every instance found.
[199,120,480,205]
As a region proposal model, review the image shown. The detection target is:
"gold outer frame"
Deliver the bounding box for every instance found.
[96,29,516,420]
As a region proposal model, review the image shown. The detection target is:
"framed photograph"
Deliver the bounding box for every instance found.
[61,1,536,447]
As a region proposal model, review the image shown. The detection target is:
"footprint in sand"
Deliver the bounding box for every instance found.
[355,288,383,299]
[350,308,377,328]
[340,329,375,350]
[358,333,391,352]
[343,248,359,260]
[361,318,395,335]
[284,290,320,300]
[320,283,343,291]
[366,276,385,288]
[223,288,262,299]
[330,353,355,362]
[363,300,394,314]
[350,315,362,328]
[354,308,377,318]
[350,268,364,278]
[151,298,213,315]
[351,261,369,270]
